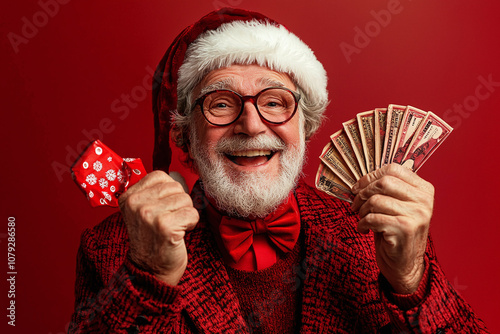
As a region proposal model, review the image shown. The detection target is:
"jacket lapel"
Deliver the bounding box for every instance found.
[295,181,359,332]
[179,219,249,333]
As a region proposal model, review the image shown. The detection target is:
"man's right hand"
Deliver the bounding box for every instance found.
[119,171,199,286]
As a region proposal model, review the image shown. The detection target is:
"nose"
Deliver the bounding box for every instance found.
[232,101,268,136]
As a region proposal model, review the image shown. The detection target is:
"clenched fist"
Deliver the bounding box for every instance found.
[119,171,199,285]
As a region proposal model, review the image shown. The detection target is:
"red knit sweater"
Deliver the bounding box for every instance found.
[69,180,489,333]
[227,240,302,333]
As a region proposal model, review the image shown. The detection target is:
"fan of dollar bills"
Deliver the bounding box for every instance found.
[315,104,453,203]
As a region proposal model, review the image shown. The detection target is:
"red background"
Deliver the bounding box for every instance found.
[2,0,499,332]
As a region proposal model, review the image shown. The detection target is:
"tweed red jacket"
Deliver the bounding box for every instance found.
[69,181,488,333]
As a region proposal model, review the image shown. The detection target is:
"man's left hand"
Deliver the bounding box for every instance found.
[351,164,434,294]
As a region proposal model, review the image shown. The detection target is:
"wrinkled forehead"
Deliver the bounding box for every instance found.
[195,65,297,98]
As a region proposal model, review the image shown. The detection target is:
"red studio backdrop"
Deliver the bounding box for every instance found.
[1,0,499,332]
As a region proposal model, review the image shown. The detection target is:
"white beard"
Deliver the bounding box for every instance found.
[190,130,306,218]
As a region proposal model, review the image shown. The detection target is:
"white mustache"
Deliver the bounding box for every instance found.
[215,135,286,155]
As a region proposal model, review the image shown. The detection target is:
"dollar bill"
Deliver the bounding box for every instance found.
[381,104,406,166]
[392,106,428,164]
[357,110,376,173]
[343,118,368,176]
[319,141,357,187]
[315,162,355,203]
[374,108,388,169]
[401,111,453,172]
[316,104,453,203]
[331,129,363,180]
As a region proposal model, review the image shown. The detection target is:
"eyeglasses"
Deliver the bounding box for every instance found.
[195,87,301,126]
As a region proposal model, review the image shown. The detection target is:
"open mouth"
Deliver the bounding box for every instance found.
[225,149,276,167]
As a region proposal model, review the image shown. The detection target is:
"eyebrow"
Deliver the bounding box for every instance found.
[199,78,237,97]
[198,77,287,98]
[257,77,286,88]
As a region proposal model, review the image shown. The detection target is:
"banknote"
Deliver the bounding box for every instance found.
[315,162,355,203]
[381,104,406,166]
[319,141,357,187]
[357,110,376,173]
[374,108,388,169]
[331,129,363,180]
[316,104,452,203]
[343,118,368,176]
[401,112,453,172]
[392,106,428,164]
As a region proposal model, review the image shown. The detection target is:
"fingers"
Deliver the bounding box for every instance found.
[126,170,176,193]
[351,164,434,213]
[351,163,434,238]
[155,207,200,243]
[119,171,189,212]
[355,190,432,226]
[351,175,431,212]
[118,169,199,246]
[357,194,399,218]
[357,212,417,236]
[351,165,432,294]
[118,170,199,285]
[352,164,434,196]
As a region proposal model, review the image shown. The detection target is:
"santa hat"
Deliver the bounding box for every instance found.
[152,7,328,172]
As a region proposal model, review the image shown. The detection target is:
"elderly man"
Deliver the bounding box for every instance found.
[70,8,487,333]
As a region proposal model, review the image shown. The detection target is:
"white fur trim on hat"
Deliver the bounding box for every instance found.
[177,20,328,112]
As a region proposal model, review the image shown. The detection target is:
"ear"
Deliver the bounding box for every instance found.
[170,125,187,152]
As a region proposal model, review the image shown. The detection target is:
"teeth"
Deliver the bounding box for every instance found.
[230,150,272,157]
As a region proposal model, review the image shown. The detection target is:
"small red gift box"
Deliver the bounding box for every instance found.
[71,140,146,207]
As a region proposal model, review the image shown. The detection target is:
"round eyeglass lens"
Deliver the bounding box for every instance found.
[203,91,242,124]
[257,88,296,122]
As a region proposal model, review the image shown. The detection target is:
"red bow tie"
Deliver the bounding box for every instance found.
[219,196,300,264]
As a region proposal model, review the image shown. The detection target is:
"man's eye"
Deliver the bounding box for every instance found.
[264,100,285,108]
[215,103,228,108]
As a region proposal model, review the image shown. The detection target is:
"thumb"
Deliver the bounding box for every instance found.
[169,171,189,193]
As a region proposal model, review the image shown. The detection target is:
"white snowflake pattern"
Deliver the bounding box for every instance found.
[88,190,94,198]
[81,183,87,189]
[82,161,89,169]
[100,198,107,205]
[99,178,108,189]
[93,161,103,172]
[123,158,135,162]
[102,191,112,202]
[86,174,97,185]
[110,185,116,193]
[133,169,141,175]
[107,156,112,162]
[117,170,125,183]
[105,169,116,181]
[95,147,103,155]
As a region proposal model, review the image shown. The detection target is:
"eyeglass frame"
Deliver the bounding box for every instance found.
[194,86,301,127]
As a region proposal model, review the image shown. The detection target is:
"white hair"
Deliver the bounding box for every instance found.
[172,20,329,153]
